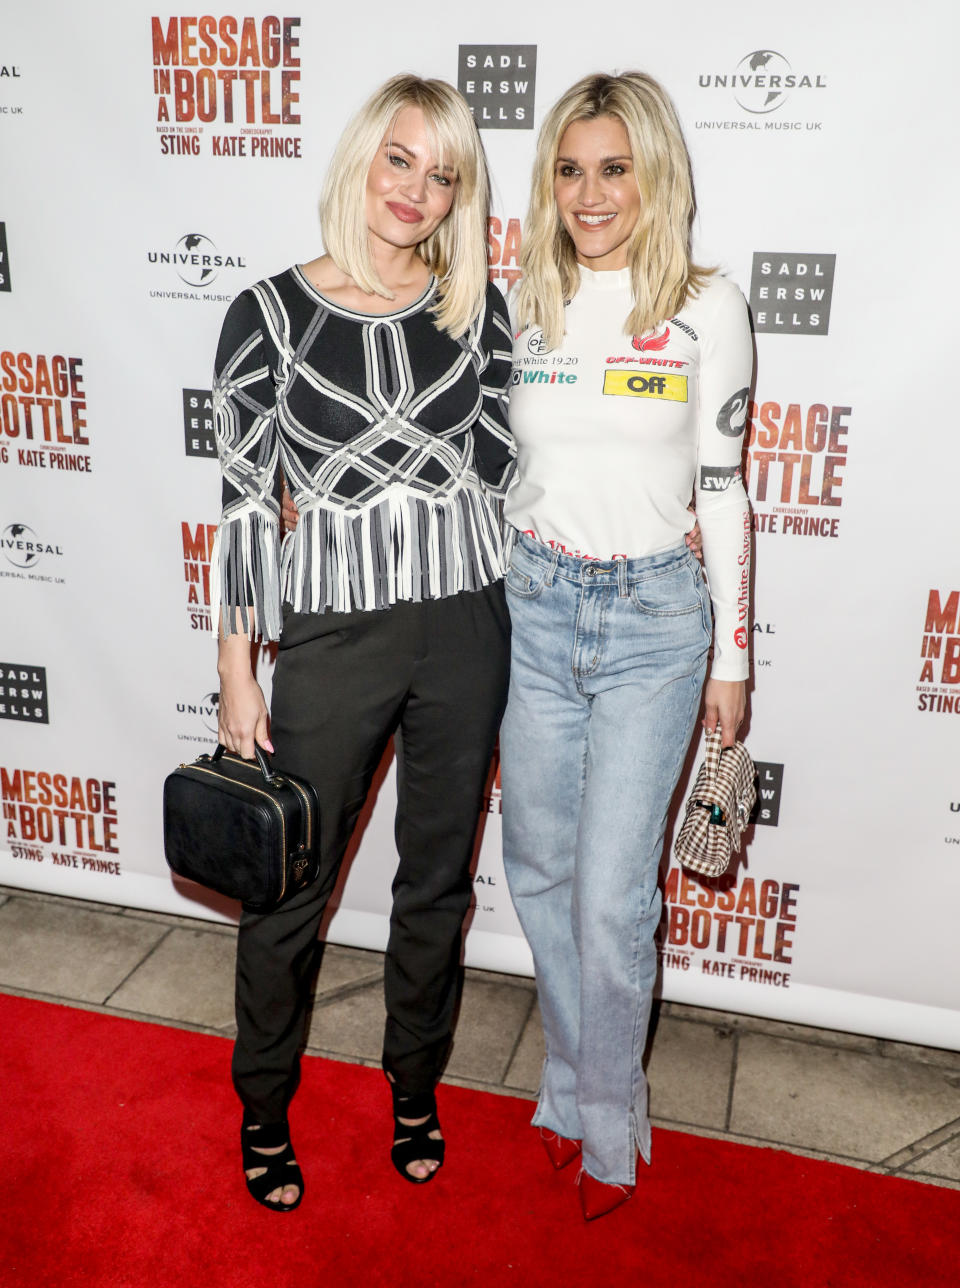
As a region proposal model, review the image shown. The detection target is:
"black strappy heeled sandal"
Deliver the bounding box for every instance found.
[390,1086,445,1185]
[241,1112,304,1212]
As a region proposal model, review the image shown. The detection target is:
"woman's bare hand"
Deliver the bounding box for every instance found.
[685,509,703,562]
[217,666,272,760]
[702,678,746,750]
[281,482,300,535]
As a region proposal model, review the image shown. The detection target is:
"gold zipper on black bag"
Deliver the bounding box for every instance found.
[220,753,313,856]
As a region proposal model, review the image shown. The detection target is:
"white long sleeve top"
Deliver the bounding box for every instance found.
[505,266,752,681]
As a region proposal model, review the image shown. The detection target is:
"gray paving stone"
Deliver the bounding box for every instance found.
[502,1007,736,1123]
[504,999,545,1092]
[647,1016,735,1130]
[878,1038,960,1073]
[902,1132,960,1181]
[464,965,538,993]
[0,887,125,916]
[446,975,535,1084]
[730,1034,960,1161]
[305,981,386,1062]
[107,927,237,1029]
[878,1118,958,1167]
[121,908,238,934]
[0,897,167,1003]
[659,1001,883,1055]
[313,944,384,999]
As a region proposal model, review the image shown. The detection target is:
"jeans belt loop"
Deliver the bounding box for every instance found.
[545,546,560,587]
[617,556,629,598]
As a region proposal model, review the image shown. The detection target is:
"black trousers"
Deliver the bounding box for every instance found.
[232,582,510,1120]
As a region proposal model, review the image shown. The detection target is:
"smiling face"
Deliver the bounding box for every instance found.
[365,105,458,257]
[553,114,642,272]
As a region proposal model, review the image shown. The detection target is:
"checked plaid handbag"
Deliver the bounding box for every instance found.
[674,731,757,878]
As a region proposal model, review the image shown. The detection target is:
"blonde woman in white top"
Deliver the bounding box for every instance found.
[500,71,752,1221]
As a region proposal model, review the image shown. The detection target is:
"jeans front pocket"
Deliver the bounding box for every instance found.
[630,561,712,639]
[505,550,548,600]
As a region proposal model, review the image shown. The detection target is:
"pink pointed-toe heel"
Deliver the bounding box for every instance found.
[539,1129,582,1171]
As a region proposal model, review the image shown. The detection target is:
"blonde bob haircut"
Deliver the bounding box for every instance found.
[514,71,713,350]
[319,74,490,340]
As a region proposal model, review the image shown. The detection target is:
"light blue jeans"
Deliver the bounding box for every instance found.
[501,534,711,1185]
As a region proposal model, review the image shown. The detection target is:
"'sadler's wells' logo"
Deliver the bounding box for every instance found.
[753,763,784,826]
[0,664,49,724]
[0,222,10,293]
[457,45,537,130]
[632,327,670,352]
[749,252,836,335]
[183,387,215,457]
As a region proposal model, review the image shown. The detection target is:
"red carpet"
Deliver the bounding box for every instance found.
[2,993,956,1287]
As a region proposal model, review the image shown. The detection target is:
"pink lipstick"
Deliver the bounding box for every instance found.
[386,202,423,224]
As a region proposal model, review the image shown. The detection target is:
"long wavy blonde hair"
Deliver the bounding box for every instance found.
[319,75,490,339]
[514,72,713,349]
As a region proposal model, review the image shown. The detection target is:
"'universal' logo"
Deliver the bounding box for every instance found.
[148,234,246,287]
[700,50,826,115]
[176,692,220,736]
[2,523,64,569]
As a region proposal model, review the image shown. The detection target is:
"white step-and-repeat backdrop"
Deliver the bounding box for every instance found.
[2,2,958,1047]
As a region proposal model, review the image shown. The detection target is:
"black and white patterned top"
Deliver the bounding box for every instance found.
[211,268,515,640]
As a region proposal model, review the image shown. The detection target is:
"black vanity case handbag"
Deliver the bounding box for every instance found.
[163,744,320,911]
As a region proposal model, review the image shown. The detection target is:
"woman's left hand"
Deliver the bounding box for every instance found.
[703,679,746,749]
[281,481,300,535]
[685,509,703,562]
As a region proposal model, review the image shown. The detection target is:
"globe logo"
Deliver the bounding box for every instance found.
[175,233,219,287]
[2,522,41,568]
[175,691,221,735]
[734,50,793,115]
[200,691,221,735]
